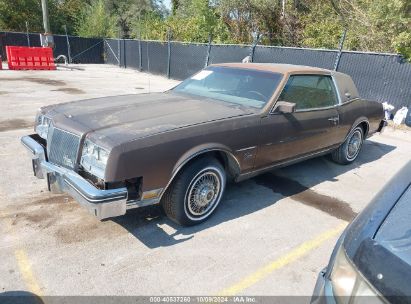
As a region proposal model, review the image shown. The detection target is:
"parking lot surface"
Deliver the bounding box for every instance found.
[1,64,410,297]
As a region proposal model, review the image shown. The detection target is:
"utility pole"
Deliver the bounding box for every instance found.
[40,0,54,47]
[25,21,30,47]
[41,0,50,33]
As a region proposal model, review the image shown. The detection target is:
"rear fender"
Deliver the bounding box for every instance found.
[346,117,369,139]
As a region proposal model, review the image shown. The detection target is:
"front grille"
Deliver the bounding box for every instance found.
[48,127,81,169]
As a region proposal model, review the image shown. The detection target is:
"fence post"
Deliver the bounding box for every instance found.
[167,28,171,78]
[138,39,142,71]
[147,40,150,74]
[334,28,347,71]
[204,34,212,68]
[25,21,30,47]
[117,28,121,67]
[250,32,262,62]
[64,25,71,63]
[138,17,142,71]
[123,39,126,68]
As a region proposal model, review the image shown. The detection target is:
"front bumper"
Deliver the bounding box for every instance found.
[21,135,158,220]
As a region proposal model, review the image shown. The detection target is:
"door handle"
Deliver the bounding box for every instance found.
[328,116,339,124]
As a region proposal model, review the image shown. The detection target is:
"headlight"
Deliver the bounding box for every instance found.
[80,139,109,179]
[35,114,51,140]
[331,246,385,303]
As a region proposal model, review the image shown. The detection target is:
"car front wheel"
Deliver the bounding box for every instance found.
[161,157,226,226]
[331,126,364,165]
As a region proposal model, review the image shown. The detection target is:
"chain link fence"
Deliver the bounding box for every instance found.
[209,44,251,65]
[108,38,410,109]
[254,46,337,69]
[1,31,410,109]
[0,31,104,64]
[169,42,208,79]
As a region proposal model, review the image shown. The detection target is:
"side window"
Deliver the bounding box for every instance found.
[278,75,339,110]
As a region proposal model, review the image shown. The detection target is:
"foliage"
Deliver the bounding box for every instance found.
[0,0,80,34]
[0,0,410,59]
[301,0,411,59]
[74,0,116,38]
[105,0,155,38]
[301,1,342,49]
[0,0,42,32]
[394,32,411,61]
[133,0,231,43]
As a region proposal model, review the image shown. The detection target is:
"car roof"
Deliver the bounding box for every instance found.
[210,63,332,75]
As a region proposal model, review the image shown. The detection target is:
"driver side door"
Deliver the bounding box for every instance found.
[256,74,341,169]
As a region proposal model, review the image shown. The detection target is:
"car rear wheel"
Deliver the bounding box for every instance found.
[161,157,226,226]
[331,126,364,165]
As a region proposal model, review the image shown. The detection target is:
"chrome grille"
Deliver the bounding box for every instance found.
[48,127,81,169]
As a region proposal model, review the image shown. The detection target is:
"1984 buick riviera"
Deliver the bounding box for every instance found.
[21,63,386,226]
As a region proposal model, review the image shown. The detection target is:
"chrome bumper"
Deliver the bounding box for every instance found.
[21,135,158,220]
[311,268,336,304]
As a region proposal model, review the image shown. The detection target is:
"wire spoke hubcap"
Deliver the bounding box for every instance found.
[187,171,221,216]
[347,130,362,160]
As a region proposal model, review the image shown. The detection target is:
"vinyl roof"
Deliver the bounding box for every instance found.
[211,63,332,74]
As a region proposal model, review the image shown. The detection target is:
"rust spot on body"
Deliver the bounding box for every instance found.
[255,173,357,222]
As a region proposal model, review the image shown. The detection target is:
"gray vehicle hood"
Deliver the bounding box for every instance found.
[45,92,256,148]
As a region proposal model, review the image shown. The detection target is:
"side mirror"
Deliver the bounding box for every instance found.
[273,101,296,114]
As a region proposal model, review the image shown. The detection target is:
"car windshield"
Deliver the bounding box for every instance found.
[172,66,283,109]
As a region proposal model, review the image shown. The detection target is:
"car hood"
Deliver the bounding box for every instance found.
[341,162,411,298]
[45,92,256,147]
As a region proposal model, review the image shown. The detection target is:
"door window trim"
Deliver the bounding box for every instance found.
[269,74,340,114]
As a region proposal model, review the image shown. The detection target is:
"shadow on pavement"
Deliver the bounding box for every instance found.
[112,140,396,248]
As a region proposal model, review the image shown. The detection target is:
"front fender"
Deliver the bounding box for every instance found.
[155,143,242,203]
[173,143,240,174]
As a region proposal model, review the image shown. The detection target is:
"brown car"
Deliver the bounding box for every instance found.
[21,63,386,226]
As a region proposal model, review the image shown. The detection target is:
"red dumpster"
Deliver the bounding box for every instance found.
[6,46,56,70]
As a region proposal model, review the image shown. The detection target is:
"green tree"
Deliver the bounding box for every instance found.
[1,0,409,60]
[171,0,180,15]
[134,0,230,43]
[301,0,411,59]
[105,0,155,38]
[0,0,43,32]
[301,0,342,49]
[0,0,79,34]
[56,0,89,34]
[75,0,116,38]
